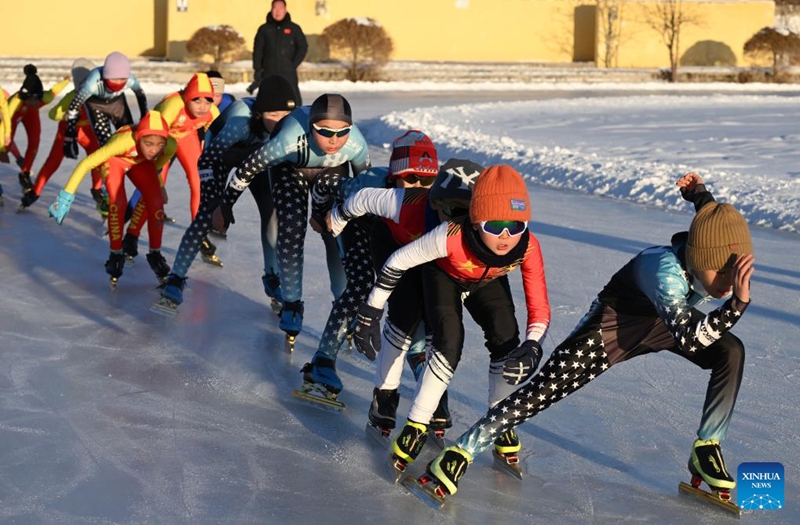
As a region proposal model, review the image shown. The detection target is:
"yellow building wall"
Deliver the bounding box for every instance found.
[165,0,580,62]
[0,0,166,57]
[597,0,775,68]
[0,0,776,67]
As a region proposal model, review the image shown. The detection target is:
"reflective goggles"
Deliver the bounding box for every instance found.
[312,123,352,138]
[479,220,528,237]
[398,173,435,187]
[439,202,469,218]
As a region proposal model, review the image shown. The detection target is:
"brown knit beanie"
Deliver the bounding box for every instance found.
[686,203,752,271]
[469,165,530,223]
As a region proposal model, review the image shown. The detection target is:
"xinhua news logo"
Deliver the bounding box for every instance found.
[738,462,784,510]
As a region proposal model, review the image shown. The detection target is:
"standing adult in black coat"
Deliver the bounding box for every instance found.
[249,0,308,103]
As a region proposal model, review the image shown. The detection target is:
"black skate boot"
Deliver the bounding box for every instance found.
[390,421,428,477]
[689,439,735,491]
[18,171,33,192]
[493,428,522,479]
[146,250,171,283]
[122,232,139,264]
[18,190,39,211]
[105,251,125,289]
[367,388,400,441]
[200,236,223,267]
[424,446,473,497]
[280,300,304,350]
[261,271,283,313]
[429,391,452,445]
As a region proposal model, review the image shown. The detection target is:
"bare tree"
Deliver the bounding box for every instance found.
[642,0,702,82]
[322,18,394,82]
[186,25,246,70]
[597,1,625,67]
[744,27,800,76]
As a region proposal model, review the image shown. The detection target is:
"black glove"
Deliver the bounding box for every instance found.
[63,121,78,159]
[502,340,543,385]
[352,303,383,361]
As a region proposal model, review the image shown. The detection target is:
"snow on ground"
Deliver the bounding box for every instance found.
[0,86,797,524]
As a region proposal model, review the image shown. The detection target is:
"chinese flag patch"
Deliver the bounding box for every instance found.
[284,28,292,34]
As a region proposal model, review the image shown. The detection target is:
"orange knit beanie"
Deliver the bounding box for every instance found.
[469,165,530,223]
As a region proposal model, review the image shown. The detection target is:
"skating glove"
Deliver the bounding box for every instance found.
[48,190,76,224]
[211,201,235,234]
[353,303,383,361]
[63,120,78,159]
[502,340,543,385]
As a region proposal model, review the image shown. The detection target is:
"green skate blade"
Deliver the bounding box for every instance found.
[150,299,178,317]
[401,475,446,510]
[679,481,741,516]
[365,423,391,449]
[290,389,345,413]
[492,449,523,480]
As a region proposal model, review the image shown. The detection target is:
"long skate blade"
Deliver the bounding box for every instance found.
[386,454,407,484]
[492,449,523,480]
[209,229,227,240]
[125,255,135,266]
[678,482,741,516]
[150,298,179,317]
[16,204,26,213]
[201,254,224,267]
[290,389,345,413]
[401,475,446,510]
[365,423,392,449]
[428,432,447,451]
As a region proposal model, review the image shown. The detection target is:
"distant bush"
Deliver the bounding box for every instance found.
[186,25,246,69]
[743,27,800,76]
[321,18,393,81]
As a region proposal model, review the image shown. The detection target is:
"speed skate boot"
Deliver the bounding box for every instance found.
[18,171,33,192]
[689,439,735,495]
[368,388,400,438]
[407,350,451,443]
[105,251,125,288]
[200,236,223,267]
[425,446,473,497]
[151,273,187,316]
[390,421,428,476]
[294,354,345,411]
[493,428,523,478]
[146,250,171,283]
[429,392,452,445]
[160,274,187,305]
[90,188,109,218]
[301,354,343,394]
[122,232,139,264]
[279,300,304,350]
[19,190,39,211]
[261,271,283,313]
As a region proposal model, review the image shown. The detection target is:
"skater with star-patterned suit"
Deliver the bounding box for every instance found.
[156,75,302,312]
[421,172,754,500]
[212,94,369,349]
[308,131,451,403]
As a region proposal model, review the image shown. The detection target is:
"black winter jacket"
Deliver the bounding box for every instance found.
[252,12,308,99]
